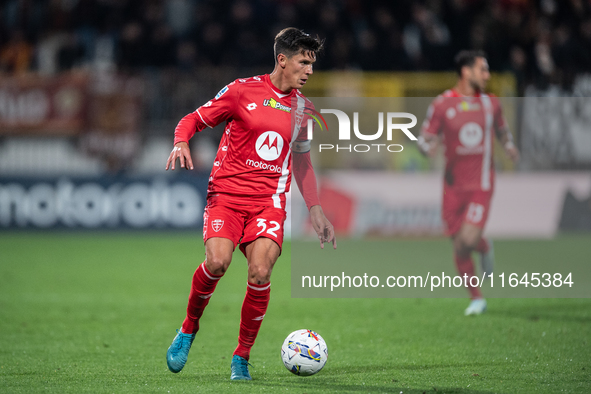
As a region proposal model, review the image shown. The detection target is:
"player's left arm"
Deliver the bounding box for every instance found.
[493,102,520,163]
[309,204,337,250]
[292,140,337,250]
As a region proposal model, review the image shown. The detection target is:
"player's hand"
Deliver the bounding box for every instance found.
[426,142,438,157]
[166,142,194,171]
[504,142,520,163]
[309,205,337,250]
[417,135,438,157]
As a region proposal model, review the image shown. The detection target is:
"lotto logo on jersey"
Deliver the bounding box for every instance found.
[255,131,284,161]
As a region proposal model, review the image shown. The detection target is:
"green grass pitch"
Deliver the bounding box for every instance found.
[0,233,589,393]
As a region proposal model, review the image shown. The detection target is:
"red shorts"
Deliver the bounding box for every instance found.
[203,201,287,256]
[442,186,493,236]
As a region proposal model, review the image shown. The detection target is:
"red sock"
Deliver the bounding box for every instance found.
[475,237,489,254]
[454,252,482,299]
[181,261,223,334]
[233,282,271,361]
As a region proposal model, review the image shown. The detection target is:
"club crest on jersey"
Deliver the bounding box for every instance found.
[263,97,291,113]
[211,219,224,232]
[255,131,284,161]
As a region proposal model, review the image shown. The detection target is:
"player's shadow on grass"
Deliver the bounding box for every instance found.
[326,362,494,374]
[168,370,500,394]
[253,378,500,394]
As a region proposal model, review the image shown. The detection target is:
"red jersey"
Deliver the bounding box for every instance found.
[174,74,315,209]
[421,89,508,191]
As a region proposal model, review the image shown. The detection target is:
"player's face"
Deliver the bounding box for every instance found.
[468,57,490,91]
[284,51,316,90]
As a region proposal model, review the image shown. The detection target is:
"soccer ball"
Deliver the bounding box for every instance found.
[280,329,328,376]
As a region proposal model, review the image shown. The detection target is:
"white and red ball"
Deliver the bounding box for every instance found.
[280,329,328,376]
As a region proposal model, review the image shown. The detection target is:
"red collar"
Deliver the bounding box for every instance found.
[450,88,481,98]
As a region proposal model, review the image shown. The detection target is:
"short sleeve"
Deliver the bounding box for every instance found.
[421,97,444,136]
[196,82,239,128]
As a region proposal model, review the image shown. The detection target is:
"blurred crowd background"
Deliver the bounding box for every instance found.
[1,0,591,175]
[2,0,591,91]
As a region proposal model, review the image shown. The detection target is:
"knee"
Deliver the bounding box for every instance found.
[206,254,231,276]
[248,262,274,285]
[454,235,478,256]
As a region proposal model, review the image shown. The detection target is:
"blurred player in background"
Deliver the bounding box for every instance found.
[164,27,336,381]
[418,50,519,316]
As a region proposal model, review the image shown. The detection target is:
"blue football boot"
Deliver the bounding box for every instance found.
[230,355,252,380]
[166,329,195,373]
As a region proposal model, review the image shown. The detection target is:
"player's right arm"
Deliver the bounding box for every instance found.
[418,99,443,157]
[165,83,238,171]
[166,141,193,170]
[417,133,439,157]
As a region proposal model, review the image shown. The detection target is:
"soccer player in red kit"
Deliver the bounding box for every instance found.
[418,50,519,316]
[164,28,336,380]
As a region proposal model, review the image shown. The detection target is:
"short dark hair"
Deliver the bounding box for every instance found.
[454,50,487,76]
[274,27,324,61]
